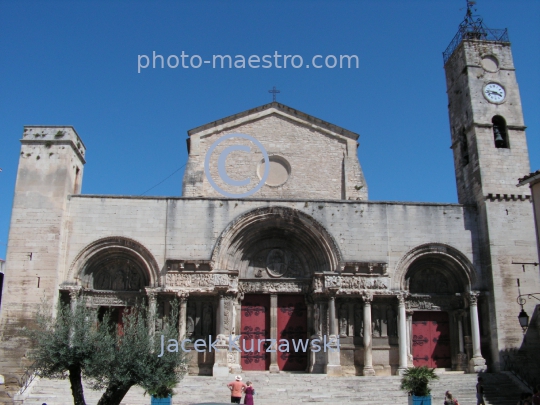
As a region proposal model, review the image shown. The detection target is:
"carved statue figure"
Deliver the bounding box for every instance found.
[186,306,196,337]
[339,304,348,337]
[313,304,321,335]
[354,304,363,337]
[202,304,212,336]
[111,269,125,291]
[386,305,397,337]
[267,249,288,277]
[372,305,381,337]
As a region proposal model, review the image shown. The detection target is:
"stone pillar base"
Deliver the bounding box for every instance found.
[397,367,407,376]
[212,338,230,377]
[269,364,280,373]
[469,356,487,373]
[325,343,342,376]
[325,364,342,376]
[363,366,376,376]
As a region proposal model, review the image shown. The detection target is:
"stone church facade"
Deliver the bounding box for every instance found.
[1,10,539,381]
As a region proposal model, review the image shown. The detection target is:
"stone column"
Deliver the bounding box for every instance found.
[406,310,414,366]
[217,293,225,336]
[328,295,337,338]
[397,293,408,375]
[212,292,229,377]
[468,291,487,373]
[68,286,82,313]
[146,288,158,337]
[458,314,464,354]
[362,292,375,376]
[269,294,279,373]
[177,292,188,340]
[325,293,342,376]
[348,302,355,337]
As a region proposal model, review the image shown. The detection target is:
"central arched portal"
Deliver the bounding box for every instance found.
[213,206,342,372]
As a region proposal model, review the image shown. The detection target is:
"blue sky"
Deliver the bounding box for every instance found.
[0,0,539,259]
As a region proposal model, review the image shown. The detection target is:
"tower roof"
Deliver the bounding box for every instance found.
[443,1,509,64]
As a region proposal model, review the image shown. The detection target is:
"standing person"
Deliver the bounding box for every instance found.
[227,375,247,404]
[445,390,459,405]
[244,381,255,405]
[477,376,486,405]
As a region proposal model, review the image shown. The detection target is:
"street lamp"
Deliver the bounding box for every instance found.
[518,308,529,330]
[516,278,540,332]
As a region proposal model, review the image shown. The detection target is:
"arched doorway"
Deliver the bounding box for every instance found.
[398,244,475,371]
[212,206,341,372]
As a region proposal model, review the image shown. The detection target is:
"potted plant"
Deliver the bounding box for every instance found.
[146,380,177,405]
[400,366,439,405]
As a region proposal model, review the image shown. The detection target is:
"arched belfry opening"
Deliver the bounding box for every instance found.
[492,115,509,148]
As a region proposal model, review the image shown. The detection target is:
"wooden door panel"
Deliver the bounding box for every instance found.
[241,295,270,370]
[412,311,451,368]
[277,295,307,371]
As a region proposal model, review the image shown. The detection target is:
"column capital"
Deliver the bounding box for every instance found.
[467,290,480,305]
[396,291,409,306]
[176,291,189,302]
[65,285,82,300]
[361,291,373,303]
[145,287,159,301]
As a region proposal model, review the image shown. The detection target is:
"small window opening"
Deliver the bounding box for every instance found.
[492,115,509,148]
[460,129,469,166]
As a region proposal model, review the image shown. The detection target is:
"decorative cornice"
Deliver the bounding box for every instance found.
[485,193,531,202]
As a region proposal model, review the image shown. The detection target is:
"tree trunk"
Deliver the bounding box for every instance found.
[96,383,132,405]
[68,364,86,405]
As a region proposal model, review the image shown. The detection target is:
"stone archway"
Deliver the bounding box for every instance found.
[395,244,484,372]
[211,206,343,276]
[211,206,342,373]
[67,236,160,289]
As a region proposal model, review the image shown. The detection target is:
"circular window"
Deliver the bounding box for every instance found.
[257,155,291,187]
[481,55,499,72]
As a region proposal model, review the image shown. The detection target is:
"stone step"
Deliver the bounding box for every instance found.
[18,372,523,405]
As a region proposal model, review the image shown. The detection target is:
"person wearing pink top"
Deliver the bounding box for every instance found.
[227,375,247,404]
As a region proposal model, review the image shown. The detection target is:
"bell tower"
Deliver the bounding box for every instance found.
[443,2,538,372]
[444,2,530,204]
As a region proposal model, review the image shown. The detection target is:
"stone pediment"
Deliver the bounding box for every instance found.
[187,102,359,141]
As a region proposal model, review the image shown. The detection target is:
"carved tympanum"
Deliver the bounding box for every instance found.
[93,259,145,291]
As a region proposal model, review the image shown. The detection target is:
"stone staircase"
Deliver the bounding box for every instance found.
[15,372,525,405]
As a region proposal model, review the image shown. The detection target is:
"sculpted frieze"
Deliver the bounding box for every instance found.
[313,275,390,294]
[86,292,139,307]
[165,273,237,291]
[238,281,309,294]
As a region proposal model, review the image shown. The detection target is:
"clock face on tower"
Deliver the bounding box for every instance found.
[483,82,506,103]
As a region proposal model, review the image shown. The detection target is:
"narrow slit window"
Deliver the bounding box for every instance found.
[492,115,509,148]
[460,129,469,165]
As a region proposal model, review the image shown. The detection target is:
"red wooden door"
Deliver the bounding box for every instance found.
[412,311,451,368]
[241,295,270,370]
[277,295,308,371]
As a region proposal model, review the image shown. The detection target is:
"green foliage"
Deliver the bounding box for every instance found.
[54,130,65,138]
[87,300,186,397]
[25,299,115,380]
[25,298,186,405]
[144,379,176,398]
[400,366,439,397]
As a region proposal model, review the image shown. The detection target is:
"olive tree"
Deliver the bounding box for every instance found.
[26,298,186,405]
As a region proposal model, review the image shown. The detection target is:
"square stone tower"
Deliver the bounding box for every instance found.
[0,127,85,378]
[444,6,539,371]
